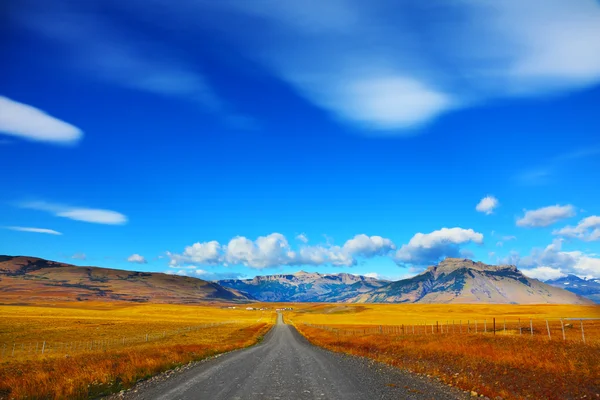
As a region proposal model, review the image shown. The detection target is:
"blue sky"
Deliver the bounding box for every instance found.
[1,0,600,282]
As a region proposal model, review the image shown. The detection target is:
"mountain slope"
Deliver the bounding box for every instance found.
[546,275,600,303]
[351,258,593,304]
[219,271,387,302]
[0,256,250,304]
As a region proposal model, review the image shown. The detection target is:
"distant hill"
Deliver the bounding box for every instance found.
[351,258,593,304]
[0,256,250,304]
[545,274,600,303]
[219,271,388,302]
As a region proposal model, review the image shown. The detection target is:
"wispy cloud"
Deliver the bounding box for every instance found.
[516,204,576,228]
[15,1,600,135]
[71,253,86,260]
[0,96,82,144]
[12,1,249,126]
[554,216,600,242]
[203,0,600,132]
[5,226,62,235]
[517,146,600,185]
[18,201,127,225]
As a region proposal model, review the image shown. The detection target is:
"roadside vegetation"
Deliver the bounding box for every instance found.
[288,303,600,400]
[0,303,274,399]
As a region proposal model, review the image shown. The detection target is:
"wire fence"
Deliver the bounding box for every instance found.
[303,317,599,344]
[0,320,246,361]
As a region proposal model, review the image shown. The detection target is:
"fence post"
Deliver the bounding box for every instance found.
[41,341,46,355]
[475,320,478,333]
[530,319,533,337]
[11,343,15,357]
[468,320,470,333]
[484,320,487,333]
[519,319,522,335]
[546,320,551,339]
[503,319,506,334]
[493,318,496,335]
[453,320,455,334]
[412,324,415,334]
[437,321,439,333]
[581,320,586,344]
[460,320,462,334]
[560,319,566,341]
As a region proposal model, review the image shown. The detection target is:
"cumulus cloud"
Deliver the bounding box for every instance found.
[395,227,484,266]
[553,215,600,241]
[521,266,567,281]
[5,226,62,235]
[168,241,222,266]
[18,201,127,225]
[476,195,499,215]
[507,239,600,280]
[341,234,396,257]
[168,233,395,269]
[516,205,575,228]
[127,254,147,264]
[225,233,295,268]
[0,96,82,144]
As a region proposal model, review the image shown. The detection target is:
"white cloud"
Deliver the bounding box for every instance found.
[516,204,575,228]
[71,253,86,260]
[395,227,484,266]
[363,272,380,279]
[553,215,600,241]
[15,1,600,133]
[168,232,395,269]
[18,201,127,225]
[521,266,567,281]
[225,233,295,269]
[296,233,309,243]
[194,0,600,132]
[0,96,82,144]
[168,241,221,266]
[341,234,396,257]
[127,254,147,264]
[476,195,499,215]
[5,226,62,235]
[508,239,600,280]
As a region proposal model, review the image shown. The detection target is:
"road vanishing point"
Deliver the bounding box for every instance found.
[119,313,469,400]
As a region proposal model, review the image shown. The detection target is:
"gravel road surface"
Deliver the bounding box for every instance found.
[117,313,470,400]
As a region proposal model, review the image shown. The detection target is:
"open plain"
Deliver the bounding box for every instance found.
[1,302,599,399]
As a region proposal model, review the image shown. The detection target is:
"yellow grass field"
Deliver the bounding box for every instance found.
[0,302,274,399]
[2,302,599,400]
[286,303,600,400]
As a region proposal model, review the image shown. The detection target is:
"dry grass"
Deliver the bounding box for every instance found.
[0,302,274,399]
[287,303,600,400]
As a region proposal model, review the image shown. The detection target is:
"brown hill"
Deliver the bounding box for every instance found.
[0,255,250,304]
[351,258,594,304]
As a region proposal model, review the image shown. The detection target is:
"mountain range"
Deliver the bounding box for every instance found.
[219,271,388,302]
[546,274,600,303]
[0,255,595,304]
[0,256,249,303]
[220,258,594,304]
